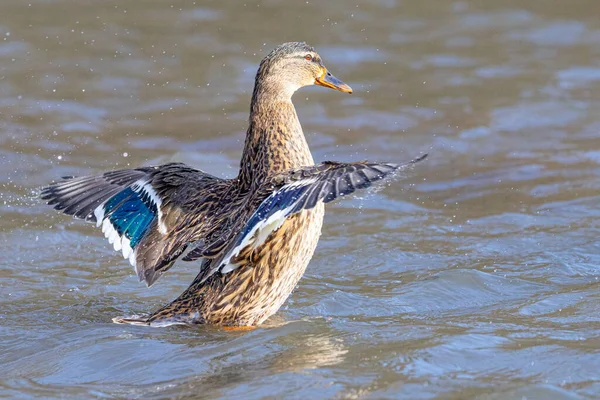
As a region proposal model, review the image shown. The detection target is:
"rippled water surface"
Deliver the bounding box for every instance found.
[2,0,600,398]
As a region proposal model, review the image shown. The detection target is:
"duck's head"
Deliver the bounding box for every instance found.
[254,42,352,100]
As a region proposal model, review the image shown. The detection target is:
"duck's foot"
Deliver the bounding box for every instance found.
[222,325,256,332]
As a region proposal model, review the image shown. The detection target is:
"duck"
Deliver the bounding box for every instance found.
[41,42,426,328]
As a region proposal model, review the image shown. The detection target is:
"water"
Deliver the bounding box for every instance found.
[2,0,600,398]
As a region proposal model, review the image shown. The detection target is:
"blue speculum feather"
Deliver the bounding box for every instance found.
[104,188,135,215]
[103,187,157,248]
[239,185,304,242]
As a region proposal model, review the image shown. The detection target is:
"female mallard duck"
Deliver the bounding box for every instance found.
[42,42,426,327]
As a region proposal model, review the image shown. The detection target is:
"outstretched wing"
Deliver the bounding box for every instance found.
[187,154,427,282]
[41,163,226,286]
[41,169,148,222]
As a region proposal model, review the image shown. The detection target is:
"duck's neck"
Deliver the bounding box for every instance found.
[238,85,314,188]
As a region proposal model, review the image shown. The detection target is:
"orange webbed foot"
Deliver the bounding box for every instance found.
[222,325,257,331]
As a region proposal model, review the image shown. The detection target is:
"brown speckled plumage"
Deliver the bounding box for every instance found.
[41,42,426,327]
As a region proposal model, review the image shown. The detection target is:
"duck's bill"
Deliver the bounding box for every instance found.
[315,69,353,93]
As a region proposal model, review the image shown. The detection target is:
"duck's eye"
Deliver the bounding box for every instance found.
[304,54,313,61]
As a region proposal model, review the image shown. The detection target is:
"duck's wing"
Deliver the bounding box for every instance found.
[186,154,427,283]
[41,163,230,286]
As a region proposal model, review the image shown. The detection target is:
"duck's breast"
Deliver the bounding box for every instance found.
[206,203,324,325]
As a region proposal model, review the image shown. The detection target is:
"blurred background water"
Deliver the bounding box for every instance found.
[1,0,600,398]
